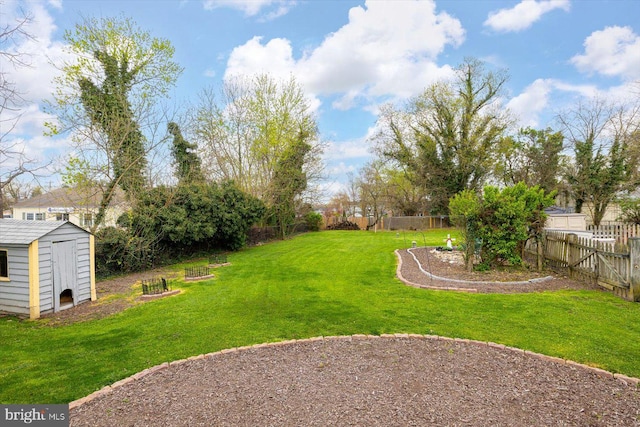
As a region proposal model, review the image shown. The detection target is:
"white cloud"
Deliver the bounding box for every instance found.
[224,0,464,109]
[571,26,640,80]
[323,139,372,162]
[507,78,614,127]
[326,161,358,177]
[1,0,69,104]
[484,0,570,33]
[202,0,296,18]
[226,36,297,80]
[47,0,63,9]
[299,0,464,97]
[551,81,599,98]
[0,1,72,177]
[507,79,554,127]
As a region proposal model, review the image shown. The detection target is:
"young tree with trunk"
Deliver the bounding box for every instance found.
[357,161,390,230]
[190,74,323,236]
[190,74,323,202]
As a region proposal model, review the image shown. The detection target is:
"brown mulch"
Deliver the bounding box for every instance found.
[70,336,640,426]
[66,248,639,426]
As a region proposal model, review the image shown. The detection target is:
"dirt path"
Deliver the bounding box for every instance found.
[38,268,178,326]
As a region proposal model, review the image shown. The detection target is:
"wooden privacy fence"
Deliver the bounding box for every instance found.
[586,223,640,244]
[323,216,452,231]
[533,231,640,301]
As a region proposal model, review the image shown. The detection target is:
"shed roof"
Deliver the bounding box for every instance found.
[12,186,126,210]
[0,219,89,245]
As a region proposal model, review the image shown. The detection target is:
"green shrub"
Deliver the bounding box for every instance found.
[618,197,640,224]
[304,211,323,231]
[449,182,554,270]
[95,226,158,276]
[97,181,265,275]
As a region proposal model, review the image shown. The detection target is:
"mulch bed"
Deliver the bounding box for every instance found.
[397,247,602,293]
[69,336,640,426]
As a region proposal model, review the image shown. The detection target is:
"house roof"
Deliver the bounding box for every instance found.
[12,187,126,210]
[0,219,89,245]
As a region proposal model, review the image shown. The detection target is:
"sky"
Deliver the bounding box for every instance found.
[3,0,640,200]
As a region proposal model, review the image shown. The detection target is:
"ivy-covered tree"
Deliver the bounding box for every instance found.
[497,127,564,194]
[558,97,640,226]
[47,15,182,231]
[168,122,204,184]
[268,129,311,239]
[373,58,511,213]
[77,49,147,200]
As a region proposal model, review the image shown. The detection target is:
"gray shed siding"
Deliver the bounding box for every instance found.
[0,220,94,317]
[0,244,31,314]
[39,224,93,312]
[38,239,53,312]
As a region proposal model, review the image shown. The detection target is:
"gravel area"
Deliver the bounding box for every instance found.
[69,248,638,426]
[70,336,640,426]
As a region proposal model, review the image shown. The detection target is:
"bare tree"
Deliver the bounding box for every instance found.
[0,4,49,213]
[558,96,640,225]
[357,161,390,230]
[190,74,324,203]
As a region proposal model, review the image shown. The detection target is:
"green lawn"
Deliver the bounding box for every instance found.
[1,229,639,404]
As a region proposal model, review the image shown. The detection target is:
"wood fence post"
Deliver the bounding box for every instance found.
[536,235,544,271]
[567,233,578,279]
[629,237,640,302]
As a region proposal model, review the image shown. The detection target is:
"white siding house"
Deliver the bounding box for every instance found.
[0,219,96,319]
[11,187,127,230]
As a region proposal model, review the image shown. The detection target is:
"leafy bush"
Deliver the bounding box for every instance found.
[618,198,640,224]
[98,181,265,275]
[304,211,323,231]
[131,181,265,253]
[95,226,159,277]
[449,182,554,270]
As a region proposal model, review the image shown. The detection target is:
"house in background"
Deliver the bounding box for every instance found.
[11,187,127,230]
[0,219,96,319]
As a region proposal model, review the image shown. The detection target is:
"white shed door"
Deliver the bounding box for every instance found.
[52,240,77,312]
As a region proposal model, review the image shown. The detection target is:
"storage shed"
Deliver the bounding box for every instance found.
[0,219,96,319]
